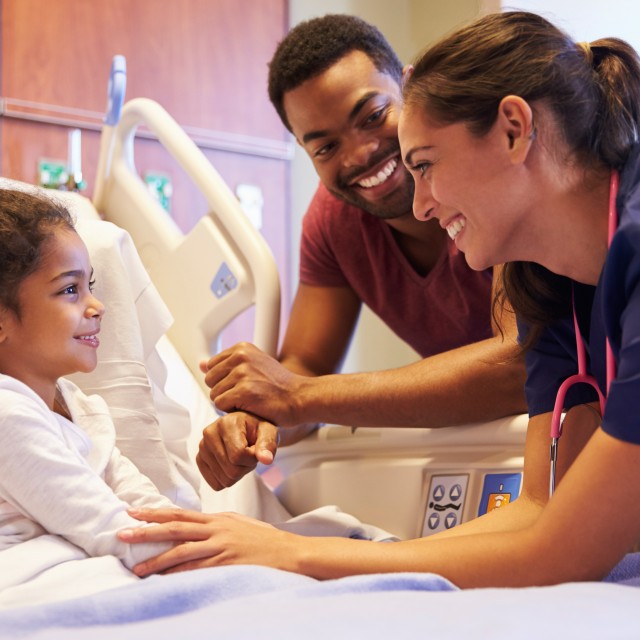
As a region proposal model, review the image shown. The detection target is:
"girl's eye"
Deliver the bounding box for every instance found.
[88,279,96,293]
[61,284,78,296]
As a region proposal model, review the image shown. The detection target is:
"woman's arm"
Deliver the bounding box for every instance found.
[123,403,631,587]
[120,413,552,577]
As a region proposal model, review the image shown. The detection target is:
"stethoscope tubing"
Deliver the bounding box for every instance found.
[548,170,618,497]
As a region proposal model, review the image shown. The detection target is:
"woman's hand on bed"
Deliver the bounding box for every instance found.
[200,343,304,426]
[118,509,295,576]
[196,412,278,490]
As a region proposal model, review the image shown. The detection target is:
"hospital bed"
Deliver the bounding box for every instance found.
[89,58,530,542]
[1,59,640,638]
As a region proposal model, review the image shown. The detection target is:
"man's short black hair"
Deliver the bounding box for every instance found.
[268,14,403,132]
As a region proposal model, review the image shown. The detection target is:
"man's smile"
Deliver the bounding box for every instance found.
[355,158,399,189]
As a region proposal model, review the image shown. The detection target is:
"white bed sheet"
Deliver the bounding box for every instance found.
[2,555,640,640]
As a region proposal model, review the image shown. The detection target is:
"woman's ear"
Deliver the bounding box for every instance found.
[497,95,535,164]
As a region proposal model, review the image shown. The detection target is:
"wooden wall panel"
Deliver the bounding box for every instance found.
[1,0,288,139]
[0,0,292,348]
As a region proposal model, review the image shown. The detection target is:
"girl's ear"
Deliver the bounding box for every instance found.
[0,308,12,345]
[497,95,536,164]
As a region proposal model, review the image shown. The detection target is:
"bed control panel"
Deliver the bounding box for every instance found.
[477,472,522,517]
[421,470,523,537]
[422,474,469,535]
[211,262,239,299]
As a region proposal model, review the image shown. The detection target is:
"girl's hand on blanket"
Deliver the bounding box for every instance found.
[119,509,296,576]
[197,412,278,490]
[201,342,303,427]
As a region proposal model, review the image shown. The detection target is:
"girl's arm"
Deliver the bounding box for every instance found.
[0,395,173,570]
[103,445,176,510]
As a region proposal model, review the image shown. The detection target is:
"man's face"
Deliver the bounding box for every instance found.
[283,50,414,220]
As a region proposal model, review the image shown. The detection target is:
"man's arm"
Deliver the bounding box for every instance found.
[205,266,527,430]
[194,283,361,489]
[284,332,524,429]
[196,267,526,488]
[287,269,525,428]
[274,282,361,445]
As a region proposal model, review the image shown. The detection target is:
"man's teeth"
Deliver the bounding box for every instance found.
[447,218,466,240]
[357,158,397,188]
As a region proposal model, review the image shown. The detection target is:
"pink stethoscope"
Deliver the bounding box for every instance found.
[548,170,619,496]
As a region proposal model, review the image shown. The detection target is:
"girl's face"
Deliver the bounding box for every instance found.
[398,104,531,271]
[0,228,104,398]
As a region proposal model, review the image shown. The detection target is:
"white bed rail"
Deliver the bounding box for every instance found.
[275,414,528,540]
[93,98,281,388]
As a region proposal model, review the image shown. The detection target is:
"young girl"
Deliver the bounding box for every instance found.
[0,188,177,571]
[118,10,640,588]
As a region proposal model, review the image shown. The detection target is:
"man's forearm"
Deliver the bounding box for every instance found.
[274,356,324,445]
[290,337,526,429]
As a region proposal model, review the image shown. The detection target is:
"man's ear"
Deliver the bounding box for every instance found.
[401,64,414,88]
[497,95,535,164]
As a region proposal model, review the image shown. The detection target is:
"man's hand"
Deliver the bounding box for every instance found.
[200,343,303,426]
[196,411,278,490]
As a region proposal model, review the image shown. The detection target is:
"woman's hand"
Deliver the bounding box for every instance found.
[118,507,295,576]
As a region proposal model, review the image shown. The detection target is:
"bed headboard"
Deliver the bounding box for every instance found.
[92,98,281,390]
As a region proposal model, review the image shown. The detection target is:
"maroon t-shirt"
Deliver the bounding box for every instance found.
[299,184,493,358]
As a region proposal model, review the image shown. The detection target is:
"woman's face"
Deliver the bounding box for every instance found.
[398,104,530,271]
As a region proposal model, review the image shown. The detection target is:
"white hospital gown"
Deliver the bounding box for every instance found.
[0,374,175,570]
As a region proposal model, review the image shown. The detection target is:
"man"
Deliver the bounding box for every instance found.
[196,14,527,491]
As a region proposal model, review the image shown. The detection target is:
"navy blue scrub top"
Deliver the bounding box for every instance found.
[521,144,640,445]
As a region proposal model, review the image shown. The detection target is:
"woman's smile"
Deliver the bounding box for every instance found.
[444,215,466,241]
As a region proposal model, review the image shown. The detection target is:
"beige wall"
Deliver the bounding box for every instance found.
[408,0,482,58]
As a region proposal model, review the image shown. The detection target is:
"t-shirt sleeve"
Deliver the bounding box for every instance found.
[299,185,350,287]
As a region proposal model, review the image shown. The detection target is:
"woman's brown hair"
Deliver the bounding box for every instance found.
[404,11,640,346]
